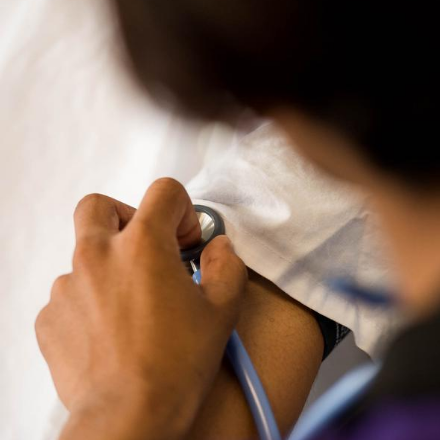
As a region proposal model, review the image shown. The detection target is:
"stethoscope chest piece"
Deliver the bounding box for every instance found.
[180,205,225,266]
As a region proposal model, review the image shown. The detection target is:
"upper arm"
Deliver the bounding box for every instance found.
[187,269,324,439]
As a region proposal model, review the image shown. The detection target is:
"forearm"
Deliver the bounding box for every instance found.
[60,405,152,440]
[59,378,196,440]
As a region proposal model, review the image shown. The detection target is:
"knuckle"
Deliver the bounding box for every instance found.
[78,193,105,206]
[152,177,184,195]
[35,305,51,341]
[53,274,70,289]
[50,275,70,299]
[74,193,105,217]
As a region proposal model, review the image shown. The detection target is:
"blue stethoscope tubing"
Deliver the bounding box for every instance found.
[193,269,282,440]
[227,331,282,440]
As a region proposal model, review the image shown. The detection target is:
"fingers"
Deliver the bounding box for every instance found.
[200,236,248,321]
[129,178,201,249]
[74,179,200,253]
[74,194,137,242]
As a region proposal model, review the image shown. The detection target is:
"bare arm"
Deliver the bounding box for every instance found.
[188,269,324,439]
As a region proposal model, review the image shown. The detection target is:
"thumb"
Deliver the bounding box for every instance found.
[200,236,248,320]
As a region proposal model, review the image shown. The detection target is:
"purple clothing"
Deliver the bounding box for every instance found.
[310,303,440,440]
[318,400,440,440]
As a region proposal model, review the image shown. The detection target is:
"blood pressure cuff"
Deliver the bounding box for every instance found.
[314,312,351,360]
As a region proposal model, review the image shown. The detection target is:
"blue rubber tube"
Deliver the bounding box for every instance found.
[226,330,282,440]
[287,363,380,440]
[193,270,281,440]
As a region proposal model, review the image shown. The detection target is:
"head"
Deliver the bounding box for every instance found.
[113,0,440,314]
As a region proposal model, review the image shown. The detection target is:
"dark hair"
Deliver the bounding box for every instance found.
[113,0,438,185]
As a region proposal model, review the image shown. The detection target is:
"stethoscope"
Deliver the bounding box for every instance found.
[181,205,281,440]
[181,205,387,440]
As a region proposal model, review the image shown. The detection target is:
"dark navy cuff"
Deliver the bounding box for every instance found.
[314,312,350,360]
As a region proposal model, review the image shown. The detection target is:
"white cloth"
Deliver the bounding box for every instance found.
[187,123,402,357]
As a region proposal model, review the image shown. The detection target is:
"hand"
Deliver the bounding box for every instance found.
[35,178,247,440]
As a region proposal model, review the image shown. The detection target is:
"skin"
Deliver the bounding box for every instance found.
[36,177,323,440]
[36,106,440,439]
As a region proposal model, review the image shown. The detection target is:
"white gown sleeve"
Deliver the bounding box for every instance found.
[186,123,402,358]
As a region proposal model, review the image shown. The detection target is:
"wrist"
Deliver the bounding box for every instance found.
[60,376,196,440]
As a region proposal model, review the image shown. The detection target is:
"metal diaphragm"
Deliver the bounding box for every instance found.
[180,205,225,264]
